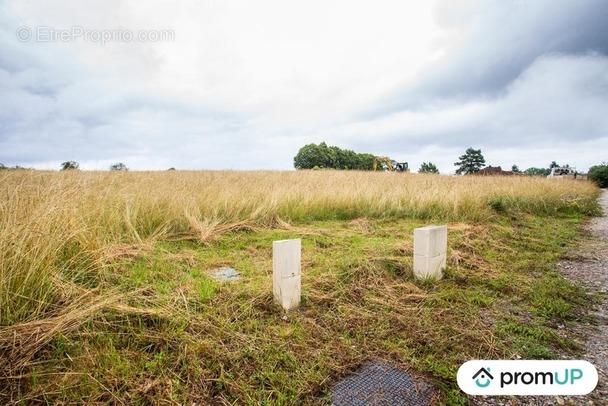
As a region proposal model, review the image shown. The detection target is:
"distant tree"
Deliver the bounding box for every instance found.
[511,164,522,173]
[357,153,375,170]
[549,161,560,169]
[330,145,354,169]
[294,142,375,170]
[294,143,329,169]
[109,162,128,171]
[523,167,550,176]
[588,163,608,188]
[0,163,33,170]
[168,167,176,171]
[419,162,439,173]
[454,148,485,175]
[61,161,79,171]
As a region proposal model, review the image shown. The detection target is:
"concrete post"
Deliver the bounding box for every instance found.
[273,239,301,311]
[413,225,447,279]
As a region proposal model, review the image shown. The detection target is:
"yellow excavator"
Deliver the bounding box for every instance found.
[373,156,409,172]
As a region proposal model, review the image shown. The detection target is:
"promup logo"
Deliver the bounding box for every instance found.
[472,367,494,388]
[457,360,598,396]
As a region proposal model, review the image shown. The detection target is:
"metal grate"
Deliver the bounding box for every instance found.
[331,361,436,406]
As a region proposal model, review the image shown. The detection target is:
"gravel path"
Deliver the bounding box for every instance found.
[475,190,608,406]
[558,189,608,405]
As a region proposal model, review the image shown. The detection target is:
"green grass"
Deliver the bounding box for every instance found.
[2,209,600,404]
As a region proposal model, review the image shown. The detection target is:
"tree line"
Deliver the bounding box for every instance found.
[293,142,375,170]
[59,161,129,171]
[2,146,607,187]
[292,143,608,187]
[0,162,129,171]
[293,142,440,173]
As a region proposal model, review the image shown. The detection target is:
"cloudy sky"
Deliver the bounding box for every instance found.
[1,0,607,173]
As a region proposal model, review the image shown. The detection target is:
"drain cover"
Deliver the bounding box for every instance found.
[209,267,240,282]
[331,361,436,406]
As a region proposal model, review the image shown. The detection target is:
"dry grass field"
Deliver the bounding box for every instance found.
[0,170,601,404]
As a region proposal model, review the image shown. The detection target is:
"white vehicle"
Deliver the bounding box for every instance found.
[547,167,584,179]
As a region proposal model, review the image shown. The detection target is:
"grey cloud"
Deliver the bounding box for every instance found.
[325,1,608,173]
[0,23,251,169]
[377,0,608,114]
[314,53,608,172]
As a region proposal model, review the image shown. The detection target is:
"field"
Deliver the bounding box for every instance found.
[0,170,602,404]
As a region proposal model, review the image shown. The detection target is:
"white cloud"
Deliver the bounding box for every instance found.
[1,1,607,173]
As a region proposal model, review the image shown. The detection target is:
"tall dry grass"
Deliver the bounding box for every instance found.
[0,169,600,402]
[0,170,599,328]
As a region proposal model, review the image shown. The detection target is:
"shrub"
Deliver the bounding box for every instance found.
[588,163,608,188]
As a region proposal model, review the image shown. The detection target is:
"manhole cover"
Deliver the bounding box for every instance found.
[209,267,240,282]
[331,361,436,406]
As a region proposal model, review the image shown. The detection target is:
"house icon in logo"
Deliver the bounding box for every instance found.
[472,367,494,388]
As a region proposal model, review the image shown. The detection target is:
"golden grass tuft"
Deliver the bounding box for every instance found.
[0,289,123,376]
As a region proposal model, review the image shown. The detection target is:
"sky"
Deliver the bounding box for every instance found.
[1,0,607,173]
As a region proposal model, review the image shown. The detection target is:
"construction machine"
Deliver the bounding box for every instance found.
[373,156,409,172]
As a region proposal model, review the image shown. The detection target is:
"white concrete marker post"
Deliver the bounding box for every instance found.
[273,239,301,311]
[413,225,447,280]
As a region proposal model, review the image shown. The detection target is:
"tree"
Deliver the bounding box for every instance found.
[419,162,439,173]
[294,143,329,169]
[357,153,375,170]
[61,161,79,171]
[511,164,521,173]
[588,163,608,188]
[0,164,33,171]
[293,142,375,170]
[549,161,560,169]
[110,162,128,171]
[454,148,485,175]
[524,167,550,176]
[329,145,354,169]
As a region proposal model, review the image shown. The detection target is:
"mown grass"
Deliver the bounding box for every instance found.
[0,170,602,404]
